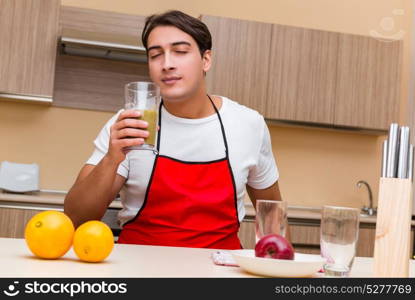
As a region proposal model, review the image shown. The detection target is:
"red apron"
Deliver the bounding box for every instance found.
[118,95,241,249]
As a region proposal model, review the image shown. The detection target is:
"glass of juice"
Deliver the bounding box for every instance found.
[124,81,160,151]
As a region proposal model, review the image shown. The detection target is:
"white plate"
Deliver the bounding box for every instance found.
[231,250,325,278]
[0,161,39,193]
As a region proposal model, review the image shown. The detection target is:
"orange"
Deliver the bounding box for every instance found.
[24,210,75,259]
[73,220,114,263]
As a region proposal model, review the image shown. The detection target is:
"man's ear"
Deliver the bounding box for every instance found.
[202,50,212,73]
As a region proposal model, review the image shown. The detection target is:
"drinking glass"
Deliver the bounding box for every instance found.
[124,81,160,151]
[255,200,288,243]
[320,205,360,277]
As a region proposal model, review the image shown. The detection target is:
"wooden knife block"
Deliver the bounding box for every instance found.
[373,177,413,277]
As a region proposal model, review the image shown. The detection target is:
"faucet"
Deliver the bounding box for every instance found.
[356,180,376,216]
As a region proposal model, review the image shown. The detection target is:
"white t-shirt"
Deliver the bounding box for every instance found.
[86,96,279,226]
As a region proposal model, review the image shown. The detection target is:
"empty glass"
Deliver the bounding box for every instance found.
[124,81,160,151]
[320,205,360,277]
[255,200,288,243]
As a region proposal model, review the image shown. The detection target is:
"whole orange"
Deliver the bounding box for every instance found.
[24,210,75,259]
[73,220,114,263]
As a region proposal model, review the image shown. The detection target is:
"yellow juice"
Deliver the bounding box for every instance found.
[138,109,157,146]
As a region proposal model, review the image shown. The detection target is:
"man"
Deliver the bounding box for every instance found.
[64,10,282,249]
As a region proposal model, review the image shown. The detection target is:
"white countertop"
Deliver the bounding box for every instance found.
[1,237,413,278]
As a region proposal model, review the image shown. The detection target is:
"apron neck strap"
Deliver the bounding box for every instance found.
[207,94,229,157]
[156,95,229,157]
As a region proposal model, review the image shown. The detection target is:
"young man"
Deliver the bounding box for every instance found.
[64,10,282,249]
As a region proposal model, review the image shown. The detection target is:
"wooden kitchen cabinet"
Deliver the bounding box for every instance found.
[201,15,401,131]
[266,25,338,124]
[238,218,256,249]
[0,207,42,238]
[290,223,321,254]
[53,6,150,112]
[201,15,272,116]
[0,0,61,102]
[267,25,401,129]
[333,34,402,130]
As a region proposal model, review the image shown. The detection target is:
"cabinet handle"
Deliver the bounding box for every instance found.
[0,92,52,104]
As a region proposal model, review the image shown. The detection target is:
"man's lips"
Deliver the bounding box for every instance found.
[161,76,182,85]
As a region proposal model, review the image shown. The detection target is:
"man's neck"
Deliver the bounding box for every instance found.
[163,90,221,119]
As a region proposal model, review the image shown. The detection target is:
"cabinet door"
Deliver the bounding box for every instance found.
[334,35,402,130]
[0,0,60,99]
[0,207,40,238]
[266,25,338,124]
[238,219,255,249]
[356,227,376,257]
[201,15,272,115]
[290,223,321,254]
[54,6,149,112]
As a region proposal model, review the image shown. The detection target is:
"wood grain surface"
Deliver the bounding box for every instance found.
[374,177,413,277]
[202,15,272,115]
[267,25,338,124]
[0,0,60,97]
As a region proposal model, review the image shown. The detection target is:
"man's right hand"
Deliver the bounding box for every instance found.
[106,110,149,164]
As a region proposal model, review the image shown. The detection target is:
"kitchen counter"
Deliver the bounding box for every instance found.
[0,191,122,209]
[1,237,414,278]
[2,191,414,226]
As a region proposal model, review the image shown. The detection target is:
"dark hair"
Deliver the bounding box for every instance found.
[142,10,212,57]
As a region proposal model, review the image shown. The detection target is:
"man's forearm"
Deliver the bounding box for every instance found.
[64,156,122,227]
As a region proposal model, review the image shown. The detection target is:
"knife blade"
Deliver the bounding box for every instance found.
[397,126,410,178]
[386,123,399,178]
[381,139,388,178]
[409,144,414,180]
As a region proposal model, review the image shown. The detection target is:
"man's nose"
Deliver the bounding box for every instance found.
[162,52,175,71]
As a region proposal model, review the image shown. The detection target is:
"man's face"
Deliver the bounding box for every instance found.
[147,25,211,102]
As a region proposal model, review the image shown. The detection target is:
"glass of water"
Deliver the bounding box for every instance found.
[320,205,360,277]
[255,200,288,243]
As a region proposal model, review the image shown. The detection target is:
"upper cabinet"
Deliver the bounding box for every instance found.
[267,25,338,125]
[201,15,272,115]
[53,6,150,112]
[334,35,402,130]
[0,5,402,129]
[0,0,61,103]
[202,15,402,131]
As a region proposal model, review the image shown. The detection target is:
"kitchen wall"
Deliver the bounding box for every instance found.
[0,0,412,208]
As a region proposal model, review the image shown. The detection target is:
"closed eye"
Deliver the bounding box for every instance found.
[149,53,161,59]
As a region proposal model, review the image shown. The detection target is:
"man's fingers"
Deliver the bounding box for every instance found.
[112,118,149,131]
[116,109,140,121]
[115,128,150,139]
[112,138,145,148]
[121,138,145,148]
